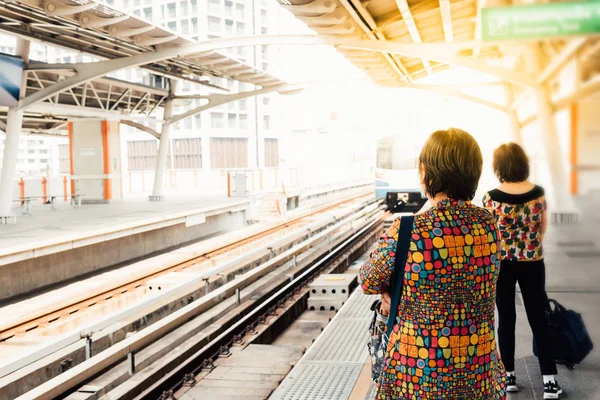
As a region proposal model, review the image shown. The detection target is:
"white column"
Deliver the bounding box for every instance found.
[0,109,24,219]
[150,80,177,201]
[524,47,574,215]
[0,38,29,223]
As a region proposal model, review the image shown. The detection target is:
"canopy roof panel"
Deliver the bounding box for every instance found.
[278,0,589,88]
[0,0,286,88]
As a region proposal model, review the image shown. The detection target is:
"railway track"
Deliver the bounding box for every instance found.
[10,202,387,399]
[0,190,372,343]
[0,192,383,399]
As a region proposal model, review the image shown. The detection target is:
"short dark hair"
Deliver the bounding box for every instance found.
[418,128,483,200]
[493,142,530,183]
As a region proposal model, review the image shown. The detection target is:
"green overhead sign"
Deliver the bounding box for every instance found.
[481,1,600,41]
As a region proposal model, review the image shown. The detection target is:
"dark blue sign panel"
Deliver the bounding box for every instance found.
[0,53,24,107]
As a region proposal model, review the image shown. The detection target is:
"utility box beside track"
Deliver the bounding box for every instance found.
[307,274,356,311]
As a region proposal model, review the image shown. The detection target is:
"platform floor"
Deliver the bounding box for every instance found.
[271,192,600,400]
[0,191,241,251]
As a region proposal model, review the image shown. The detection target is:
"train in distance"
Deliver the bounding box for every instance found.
[374,135,428,213]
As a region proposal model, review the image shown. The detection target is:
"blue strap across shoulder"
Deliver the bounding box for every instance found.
[386,215,415,339]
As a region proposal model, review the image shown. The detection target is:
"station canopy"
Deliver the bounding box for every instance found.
[0,0,286,134]
[278,0,600,105]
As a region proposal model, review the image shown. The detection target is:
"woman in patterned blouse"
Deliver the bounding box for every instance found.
[483,143,561,399]
[360,128,506,399]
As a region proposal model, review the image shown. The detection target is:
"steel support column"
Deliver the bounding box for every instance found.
[150,80,176,201]
[524,47,575,219]
[0,109,24,223]
[504,85,522,144]
[0,38,30,224]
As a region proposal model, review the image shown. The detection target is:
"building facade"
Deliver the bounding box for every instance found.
[1,0,282,184]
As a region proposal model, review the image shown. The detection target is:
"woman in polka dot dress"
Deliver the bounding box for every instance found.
[360,129,506,399]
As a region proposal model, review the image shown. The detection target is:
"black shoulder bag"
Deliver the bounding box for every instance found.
[368,214,414,382]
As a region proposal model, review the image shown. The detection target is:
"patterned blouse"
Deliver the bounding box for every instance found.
[360,199,506,399]
[482,185,547,261]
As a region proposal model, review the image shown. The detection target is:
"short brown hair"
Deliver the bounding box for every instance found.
[418,128,483,200]
[493,142,530,183]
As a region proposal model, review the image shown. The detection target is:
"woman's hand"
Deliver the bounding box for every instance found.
[380,292,391,316]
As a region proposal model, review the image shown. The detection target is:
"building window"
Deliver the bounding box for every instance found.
[262,62,268,70]
[168,138,202,169]
[184,116,193,129]
[263,96,269,105]
[210,138,248,168]
[143,7,152,20]
[128,140,158,171]
[235,4,245,19]
[208,16,221,32]
[208,0,220,13]
[264,138,279,167]
[195,113,202,128]
[263,115,271,130]
[40,159,48,164]
[180,1,188,14]
[192,17,198,34]
[225,0,233,17]
[191,0,197,13]
[181,19,189,34]
[167,2,176,18]
[237,46,246,57]
[261,27,268,34]
[134,0,140,6]
[28,149,35,154]
[236,22,245,35]
[260,10,267,25]
[168,21,176,31]
[225,19,234,35]
[239,114,248,129]
[228,113,237,129]
[239,99,247,111]
[58,144,70,174]
[211,112,224,128]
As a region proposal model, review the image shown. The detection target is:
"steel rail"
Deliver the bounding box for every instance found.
[14,205,385,399]
[0,194,374,380]
[134,209,386,399]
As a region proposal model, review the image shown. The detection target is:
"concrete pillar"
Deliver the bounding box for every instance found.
[0,38,29,223]
[69,120,122,203]
[150,79,177,201]
[524,47,575,216]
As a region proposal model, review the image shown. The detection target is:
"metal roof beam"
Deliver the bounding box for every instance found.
[44,1,98,17]
[339,0,410,82]
[17,35,539,111]
[78,14,130,29]
[439,0,453,43]
[394,0,434,75]
[121,120,160,139]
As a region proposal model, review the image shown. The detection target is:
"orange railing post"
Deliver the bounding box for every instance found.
[227,172,231,197]
[42,177,47,203]
[63,176,68,201]
[19,178,25,201]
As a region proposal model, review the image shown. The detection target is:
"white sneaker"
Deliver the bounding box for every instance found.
[543,380,563,399]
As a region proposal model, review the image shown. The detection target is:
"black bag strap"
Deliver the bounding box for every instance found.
[386,215,414,338]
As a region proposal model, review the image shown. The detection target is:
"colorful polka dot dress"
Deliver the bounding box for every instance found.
[360,199,506,399]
